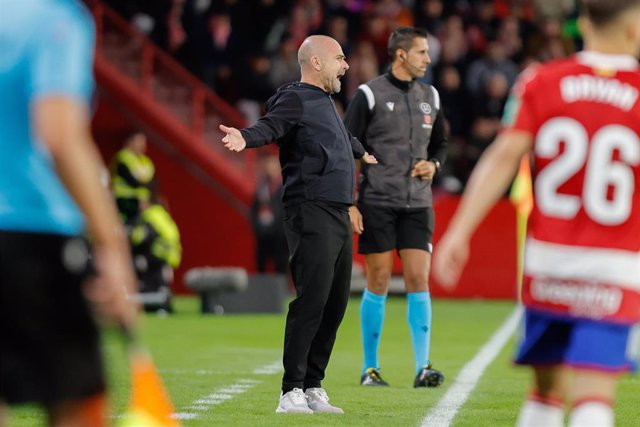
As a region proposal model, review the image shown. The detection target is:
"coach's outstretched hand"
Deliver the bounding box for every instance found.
[219,124,247,152]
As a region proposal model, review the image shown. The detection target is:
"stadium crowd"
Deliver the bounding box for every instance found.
[103,0,582,190]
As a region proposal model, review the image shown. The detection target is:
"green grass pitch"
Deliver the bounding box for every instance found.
[8,296,639,426]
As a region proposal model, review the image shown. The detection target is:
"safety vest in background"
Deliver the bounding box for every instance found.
[111,148,155,203]
[130,204,182,268]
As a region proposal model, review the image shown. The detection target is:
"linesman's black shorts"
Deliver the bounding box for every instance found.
[0,230,105,405]
[357,202,434,254]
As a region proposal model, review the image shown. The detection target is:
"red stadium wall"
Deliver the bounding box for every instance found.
[431,196,518,299]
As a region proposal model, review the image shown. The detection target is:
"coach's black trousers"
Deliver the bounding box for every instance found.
[281,201,352,392]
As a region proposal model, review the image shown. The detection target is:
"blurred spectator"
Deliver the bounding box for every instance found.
[435,65,468,138]
[101,0,585,193]
[358,13,392,68]
[237,54,275,124]
[250,153,288,274]
[166,0,187,53]
[414,0,444,35]
[345,40,380,96]
[533,0,576,20]
[285,0,324,47]
[326,14,352,55]
[269,38,302,89]
[462,72,510,187]
[110,132,156,224]
[466,40,518,95]
[526,16,575,61]
[472,71,509,122]
[437,15,469,72]
[465,0,499,56]
[372,0,414,29]
[496,16,525,62]
[201,12,236,96]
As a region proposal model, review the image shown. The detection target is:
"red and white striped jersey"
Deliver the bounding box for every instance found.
[504,51,640,323]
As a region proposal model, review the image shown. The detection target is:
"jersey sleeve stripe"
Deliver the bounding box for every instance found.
[430,86,440,110]
[358,84,375,111]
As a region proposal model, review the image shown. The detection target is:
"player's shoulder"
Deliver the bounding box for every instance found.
[523,57,578,79]
[38,0,94,39]
[512,57,578,95]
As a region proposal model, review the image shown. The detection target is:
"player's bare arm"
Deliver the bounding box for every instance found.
[35,97,137,328]
[434,130,532,288]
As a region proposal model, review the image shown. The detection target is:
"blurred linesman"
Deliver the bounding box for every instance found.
[343,27,447,388]
[0,1,137,426]
[434,1,640,426]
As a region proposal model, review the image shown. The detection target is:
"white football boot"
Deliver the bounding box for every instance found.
[305,388,344,414]
[275,388,313,414]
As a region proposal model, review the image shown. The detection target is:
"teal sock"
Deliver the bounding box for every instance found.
[407,292,432,374]
[360,289,387,374]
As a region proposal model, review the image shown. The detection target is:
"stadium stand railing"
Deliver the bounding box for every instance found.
[85,0,255,205]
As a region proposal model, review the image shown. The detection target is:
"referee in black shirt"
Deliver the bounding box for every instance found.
[220,35,377,414]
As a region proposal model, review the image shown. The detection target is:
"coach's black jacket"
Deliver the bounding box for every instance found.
[241,82,366,208]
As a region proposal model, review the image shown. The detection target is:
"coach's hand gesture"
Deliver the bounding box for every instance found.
[219,124,247,152]
[361,152,378,164]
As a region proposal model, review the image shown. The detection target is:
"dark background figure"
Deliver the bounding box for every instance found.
[250,152,288,274]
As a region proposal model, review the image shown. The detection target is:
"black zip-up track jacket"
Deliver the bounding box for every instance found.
[241,82,366,208]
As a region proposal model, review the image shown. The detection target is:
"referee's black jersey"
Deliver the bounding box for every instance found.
[241,82,366,208]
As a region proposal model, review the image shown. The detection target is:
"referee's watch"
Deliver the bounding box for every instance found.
[430,159,441,174]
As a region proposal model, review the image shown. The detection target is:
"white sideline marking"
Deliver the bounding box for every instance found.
[253,361,281,375]
[421,306,523,427]
[173,360,281,420]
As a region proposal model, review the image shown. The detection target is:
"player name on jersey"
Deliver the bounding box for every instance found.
[560,74,639,111]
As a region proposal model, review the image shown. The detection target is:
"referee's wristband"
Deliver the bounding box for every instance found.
[429,159,441,174]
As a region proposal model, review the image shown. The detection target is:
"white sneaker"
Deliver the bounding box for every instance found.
[275,388,313,414]
[305,388,344,414]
